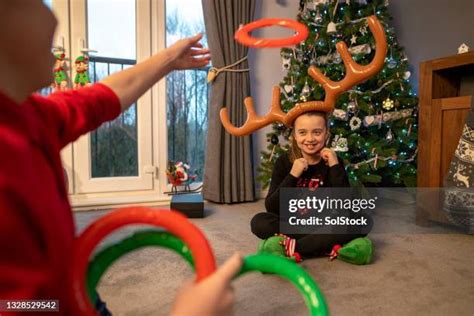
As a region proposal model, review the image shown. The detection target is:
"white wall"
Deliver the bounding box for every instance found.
[249,0,299,192]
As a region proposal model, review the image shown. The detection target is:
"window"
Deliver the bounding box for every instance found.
[42,0,208,208]
[166,0,209,182]
[53,0,156,203]
[87,0,138,178]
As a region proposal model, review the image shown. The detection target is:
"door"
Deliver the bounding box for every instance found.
[70,0,155,193]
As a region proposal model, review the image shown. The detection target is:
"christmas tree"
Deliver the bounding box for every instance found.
[257,0,418,189]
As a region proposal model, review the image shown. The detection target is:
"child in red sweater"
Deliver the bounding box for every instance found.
[0,1,241,315]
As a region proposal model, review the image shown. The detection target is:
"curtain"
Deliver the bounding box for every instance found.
[202,0,256,203]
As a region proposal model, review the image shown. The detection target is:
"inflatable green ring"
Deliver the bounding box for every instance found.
[238,254,329,316]
[86,230,194,302]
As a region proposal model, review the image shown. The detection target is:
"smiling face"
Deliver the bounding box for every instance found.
[292,112,329,159]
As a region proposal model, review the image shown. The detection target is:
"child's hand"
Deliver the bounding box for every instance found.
[290,158,309,178]
[320,148,339,167]
[168,33,211,71]
[171,253,242,316]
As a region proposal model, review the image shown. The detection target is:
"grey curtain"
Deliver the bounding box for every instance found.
[202,0,256,203]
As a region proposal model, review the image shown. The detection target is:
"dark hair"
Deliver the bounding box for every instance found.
[288,111,329,163]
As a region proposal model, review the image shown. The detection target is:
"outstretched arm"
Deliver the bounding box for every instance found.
[101,33,210,112]
[44,33,210,148]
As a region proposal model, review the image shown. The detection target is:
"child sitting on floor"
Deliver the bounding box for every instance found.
[251,111,372,258]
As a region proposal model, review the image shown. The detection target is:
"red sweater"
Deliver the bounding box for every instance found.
[0,84,121,314]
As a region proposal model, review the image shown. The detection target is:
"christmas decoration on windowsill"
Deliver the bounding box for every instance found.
[165,161,200,195]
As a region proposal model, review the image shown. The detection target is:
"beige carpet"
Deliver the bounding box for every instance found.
[74,199,474,316]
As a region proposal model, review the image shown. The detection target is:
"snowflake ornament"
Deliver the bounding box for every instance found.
[382,97,394,110]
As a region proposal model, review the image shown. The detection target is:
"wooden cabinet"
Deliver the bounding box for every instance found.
[417,52,473,225]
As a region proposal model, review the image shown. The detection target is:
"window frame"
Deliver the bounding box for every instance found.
[53,0,172,209]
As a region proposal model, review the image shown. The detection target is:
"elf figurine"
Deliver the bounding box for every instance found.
[257,233,302,263]
[329,237,374,265]
[51,53,68,92]
[74,55,92,89]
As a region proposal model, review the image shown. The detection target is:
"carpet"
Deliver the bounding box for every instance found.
[74,198,474,316]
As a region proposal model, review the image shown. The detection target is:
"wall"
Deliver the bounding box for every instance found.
[388,0,474,91]
[249,0,299,193]
[249,0,474,193]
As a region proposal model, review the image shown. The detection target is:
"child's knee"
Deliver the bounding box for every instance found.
[250,213,265,238]
[250,213,278,239]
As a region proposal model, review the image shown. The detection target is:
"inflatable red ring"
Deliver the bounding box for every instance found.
[234,18,308,48]
[70,207,216,315]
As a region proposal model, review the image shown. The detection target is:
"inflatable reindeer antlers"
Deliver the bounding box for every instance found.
[220,15,388,136]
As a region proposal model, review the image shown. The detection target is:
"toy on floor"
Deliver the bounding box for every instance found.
[86,229,328,316]
[86,230,194,303]
[257,233,302,262]
[239,254,328,316]
[77,207,328,316]
[87,232,328,316]
[70,207,216,315]
[329,237,374,265]
[87,237,327,316]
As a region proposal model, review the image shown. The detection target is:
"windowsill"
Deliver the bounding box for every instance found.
[70,192,171,211]
[70,181,204,211]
